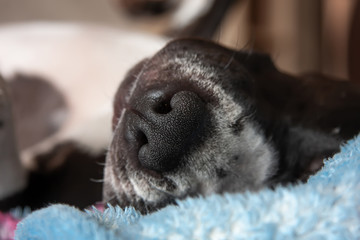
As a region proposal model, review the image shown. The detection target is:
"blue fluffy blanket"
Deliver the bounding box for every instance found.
[15,136,360,240]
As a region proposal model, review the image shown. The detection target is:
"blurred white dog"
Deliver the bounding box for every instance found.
[0,22,167,199]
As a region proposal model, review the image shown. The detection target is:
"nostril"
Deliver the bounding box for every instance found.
[153,99,172,114]
[136,130,148,147]
[125,123,148,148]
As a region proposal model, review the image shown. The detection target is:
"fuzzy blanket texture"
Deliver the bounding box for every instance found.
[13,135,360,240]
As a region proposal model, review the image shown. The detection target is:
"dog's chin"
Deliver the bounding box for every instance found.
[104,180,190,215]
[103,155,189,214]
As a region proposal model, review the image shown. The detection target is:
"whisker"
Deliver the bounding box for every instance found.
[224,51,236,69]
[96,161,106,166]
[90,178,104,183]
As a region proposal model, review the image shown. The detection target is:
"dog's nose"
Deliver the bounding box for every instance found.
[125,90,206,172]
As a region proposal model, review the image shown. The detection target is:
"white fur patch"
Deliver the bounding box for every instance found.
[0,22,167,168]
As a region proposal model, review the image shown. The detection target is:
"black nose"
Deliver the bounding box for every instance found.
[125,90,206,173]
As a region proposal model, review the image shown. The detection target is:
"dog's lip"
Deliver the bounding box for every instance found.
[115,162,179,209]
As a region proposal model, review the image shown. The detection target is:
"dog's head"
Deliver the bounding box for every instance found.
[103,39,281,213]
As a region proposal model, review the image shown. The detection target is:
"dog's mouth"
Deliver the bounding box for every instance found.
[103,39,278,214]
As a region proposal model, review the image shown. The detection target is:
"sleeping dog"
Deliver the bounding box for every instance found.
[103,38,360,214]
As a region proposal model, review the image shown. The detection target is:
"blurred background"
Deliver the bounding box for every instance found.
[0,0,358,80]
[0,0,359,214]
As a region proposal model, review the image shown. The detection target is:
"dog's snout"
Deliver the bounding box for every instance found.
[125,90,207,173]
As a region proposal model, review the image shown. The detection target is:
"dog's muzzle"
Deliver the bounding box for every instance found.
[124,89,206,173]
[103,38,278,213]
